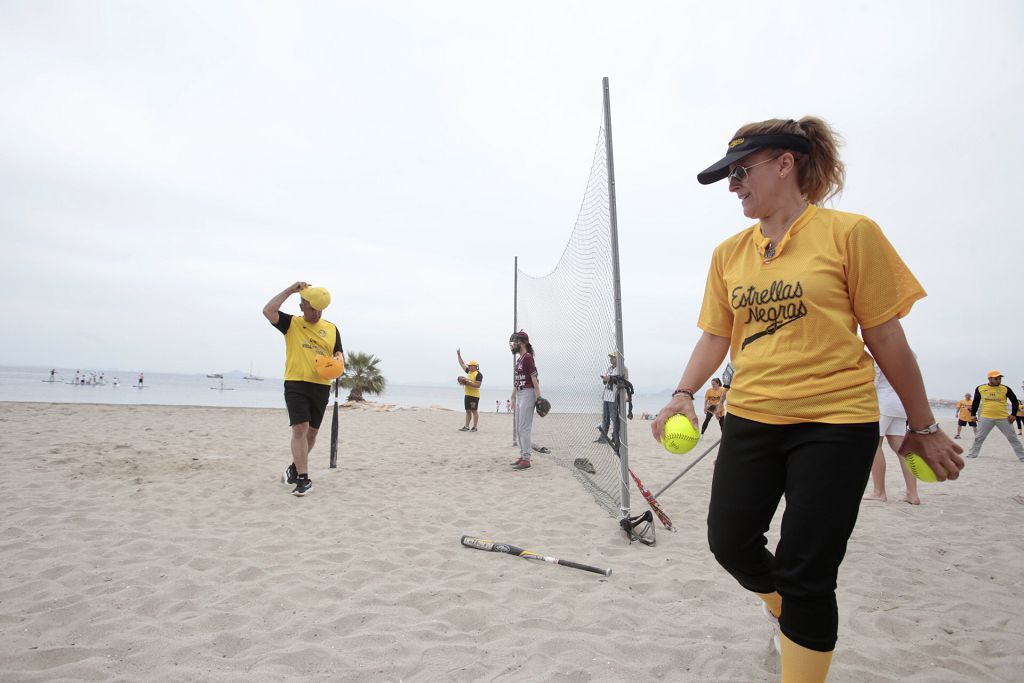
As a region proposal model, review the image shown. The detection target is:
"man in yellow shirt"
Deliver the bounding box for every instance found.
[953,392,977,439]
[263,282,344,496]
[966,371,1024,460]
[456,349,483,432]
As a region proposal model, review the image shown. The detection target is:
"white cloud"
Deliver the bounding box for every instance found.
[2,0,1023,399]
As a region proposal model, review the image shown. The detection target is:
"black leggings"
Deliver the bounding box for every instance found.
[707,414,877,652]
[1016,416,1023,429]
[701,409,723,434]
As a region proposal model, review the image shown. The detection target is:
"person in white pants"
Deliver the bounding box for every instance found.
[967,371,1024,461]
[509,331,542,470]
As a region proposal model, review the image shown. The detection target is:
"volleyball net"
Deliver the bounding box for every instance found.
[514,80,630,520]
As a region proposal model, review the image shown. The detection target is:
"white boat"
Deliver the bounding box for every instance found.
[243,362,263,381]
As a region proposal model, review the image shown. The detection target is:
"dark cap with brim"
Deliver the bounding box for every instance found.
[697,133,812,185]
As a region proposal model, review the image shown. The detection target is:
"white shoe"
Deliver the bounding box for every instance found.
[762,602,781,654]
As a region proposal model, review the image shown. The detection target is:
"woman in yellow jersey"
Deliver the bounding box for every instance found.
[1017,403,1024,436]
[953,392,977,439]
[651,117,964,681]
[701,377,726,434]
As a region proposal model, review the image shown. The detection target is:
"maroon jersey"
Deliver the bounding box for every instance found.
[514,353,537,389]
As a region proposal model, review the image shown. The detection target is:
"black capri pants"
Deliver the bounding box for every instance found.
[707,414,877,652]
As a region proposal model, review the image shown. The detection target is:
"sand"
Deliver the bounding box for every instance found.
[1,401,1022,681]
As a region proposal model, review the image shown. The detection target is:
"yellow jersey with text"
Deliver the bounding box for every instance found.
[697,206,926,424]
[464,370,482,398]
[273,313,342,385]
[976,384,1012,419]
[705,386,725,406]
[956,399,974,421]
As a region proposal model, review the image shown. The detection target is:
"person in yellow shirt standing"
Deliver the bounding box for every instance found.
[966,371,1024,460]
[263,282,344,496]
[651,117,964,681]
[456,349,483,432]
[701,378,726,435]
[953,392,977,439]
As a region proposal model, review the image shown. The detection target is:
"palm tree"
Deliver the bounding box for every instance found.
[340,351,386,402]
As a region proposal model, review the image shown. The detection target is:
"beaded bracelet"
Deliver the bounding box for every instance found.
[671,389,695,400]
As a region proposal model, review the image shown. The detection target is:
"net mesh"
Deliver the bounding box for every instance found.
[515,119,629,519]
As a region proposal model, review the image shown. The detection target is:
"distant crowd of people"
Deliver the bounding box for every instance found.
[65,370,121,387]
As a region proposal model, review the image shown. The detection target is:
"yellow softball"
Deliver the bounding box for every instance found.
[904,453,939,483]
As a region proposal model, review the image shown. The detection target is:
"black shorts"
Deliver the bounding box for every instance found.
[957,419,976,427]
[284,381,331,428]
[464,396,480,411]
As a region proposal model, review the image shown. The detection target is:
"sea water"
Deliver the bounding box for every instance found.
[0,365,672,415]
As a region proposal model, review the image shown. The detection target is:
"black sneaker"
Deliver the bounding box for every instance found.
[470,427,477,432]
[282,463,297,485]
[292,478,312,496]
[458,426,470,432]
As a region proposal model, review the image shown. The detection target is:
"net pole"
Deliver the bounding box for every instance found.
[329,377,339,468]
[603,76,629,520]
[512,255,519,447]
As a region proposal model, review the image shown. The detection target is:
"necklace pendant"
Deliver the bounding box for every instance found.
[764,243,776,262]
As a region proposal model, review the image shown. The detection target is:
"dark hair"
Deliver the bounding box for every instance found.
[524,342,535,356]
[711,377,721,386]
[733,116,845,205]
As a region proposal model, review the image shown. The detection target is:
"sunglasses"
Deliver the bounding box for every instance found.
[727,156,780,183]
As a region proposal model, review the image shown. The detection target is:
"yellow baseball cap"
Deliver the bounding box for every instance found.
[468,360,479,367]
[987,370,1003,378]
[300,286,331,311]
[314,355,344,380]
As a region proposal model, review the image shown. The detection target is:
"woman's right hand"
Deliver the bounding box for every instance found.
[651,395,699,442]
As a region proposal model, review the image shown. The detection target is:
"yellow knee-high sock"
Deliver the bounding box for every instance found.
[756,591,782,619]
[780,633,833,683]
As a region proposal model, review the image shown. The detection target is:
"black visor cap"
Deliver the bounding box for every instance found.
[697,133,812,185]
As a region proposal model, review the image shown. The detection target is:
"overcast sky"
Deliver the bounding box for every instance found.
[2,1,1022,399]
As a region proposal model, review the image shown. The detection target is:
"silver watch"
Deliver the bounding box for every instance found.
[907,422,939,435]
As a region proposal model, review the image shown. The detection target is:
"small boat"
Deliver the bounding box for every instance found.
[210,379,234,391]
[243,362,263,381]
[206,373,224,379]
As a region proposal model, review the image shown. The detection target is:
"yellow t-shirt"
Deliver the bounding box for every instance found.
[464,369,482,398]
[976,384,1012,419]
[278,314,341,385]
[697,206,926,425]
[705,386,724,406]
[956,399,974,421]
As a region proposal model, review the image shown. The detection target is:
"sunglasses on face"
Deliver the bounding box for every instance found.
[728,156,780,183]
